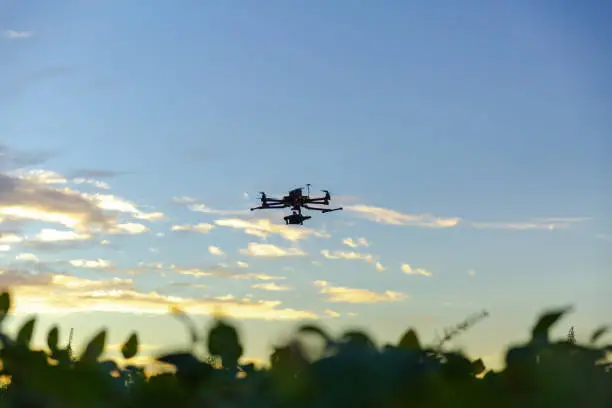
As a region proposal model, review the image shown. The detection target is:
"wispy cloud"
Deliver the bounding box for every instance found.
[0,269,316,320]
[252,282,292,291]
[3,30,34,39]
[69,258,112,269]
[240,243,306,257]
[401,264,433,277]
[469,217,589,230]
[172,265,285,281]
[172,197,249,215]
[321,249,375,263]
[467,269,476,277]
[208,246,224,256]
[171,223,215,233]
[375,262,386,272]
[215,218,329,242]
[342,237,369,248]
[345,204,460,228]
[313,280,406,304]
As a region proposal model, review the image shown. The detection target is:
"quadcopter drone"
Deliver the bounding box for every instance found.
[250,184,343,225]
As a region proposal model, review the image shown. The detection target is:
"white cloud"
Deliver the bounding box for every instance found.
[375,262,386,272]
[236,261,248,268]
[208,246,224,256]
[0,270,316,320]
[0,233,22,244]
[172,265,285,281]
[469,217,589,230]
[4,30,34,39]
[72,178,110,190]
[321,250,375,263]
[251,282,292,291]
[215,218,329,242]
[345,204,460,228]
[342,237,369,248]
[0,245,10,252]
[82,193,165,221]
[0,173,114,232]
[468,269,476,277]
[69,259,112,269]
[16,253,39,262]
[401,264,433,277]
[240,243,306,257]
[313,280,406,304]
[171,223,215,233]
[172,197,249,215]
[323,309,340,318]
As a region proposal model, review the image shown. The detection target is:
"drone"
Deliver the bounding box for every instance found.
[250,184,343,225]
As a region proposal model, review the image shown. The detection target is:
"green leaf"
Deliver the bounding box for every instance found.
[47,325,60,352]
[16,317,36,346]
[121,332,139,360]
[398,328,421,350]
[590,326,610,344]
[0,291,10,318]
[531,306,573,342]
[80,329,107,362]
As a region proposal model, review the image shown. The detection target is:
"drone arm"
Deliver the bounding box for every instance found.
[302,204,334,212]
[251,204,289,211]
[322,207,343,213]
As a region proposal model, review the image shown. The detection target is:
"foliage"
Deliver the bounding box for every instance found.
[0,290,610,408]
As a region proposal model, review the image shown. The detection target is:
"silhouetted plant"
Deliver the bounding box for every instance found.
[0,288,610,408]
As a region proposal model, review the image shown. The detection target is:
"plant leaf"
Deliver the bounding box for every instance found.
[398,328,421,350]
[121,332,139,360]
[0,292,10,319]
[590,326,610,344]
[47,325,60,352]
[170,306,198,345]
[16,317,36,346]
[80,329,107,362]
[531,306,573,342]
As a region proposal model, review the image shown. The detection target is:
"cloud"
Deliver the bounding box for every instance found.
[0,269,316,320]
[172,265,285,281]
[72,178,110,190]
[313,280,406,304]
[68,169,130,179]
[81,193,165,221]
[3,30,34,39]
[236,261,248,268]
[251,282,292,291]
[240,243,306,257]
[375,262,386,272]
[342,237,370,248]
[69,259,112,269]
[171,223,215,233]
[215,218,329,242]
[208,246,224,256]
[401,264,433,277]
[0,173,115,232]
[172,197,249,215]
[468,269,476,277]
[469,217,589,230]
[16,253,38,262]
[323,309,340,318]
[320,250,375,263]
[345,205,460,228]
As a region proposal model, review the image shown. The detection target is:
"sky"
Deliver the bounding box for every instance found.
[1,1,611,373]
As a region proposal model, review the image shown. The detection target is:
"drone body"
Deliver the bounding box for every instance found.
[250,184,342,225]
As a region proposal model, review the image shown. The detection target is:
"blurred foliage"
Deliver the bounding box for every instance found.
[0,290,610,408]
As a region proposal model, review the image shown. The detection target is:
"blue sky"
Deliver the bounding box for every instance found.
[1,1,610,371]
